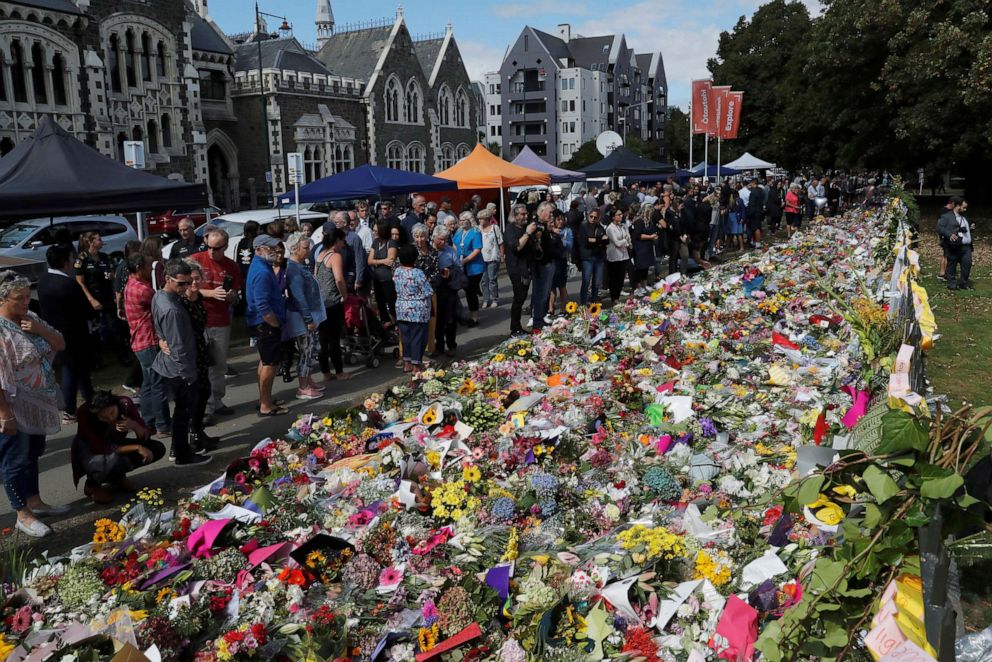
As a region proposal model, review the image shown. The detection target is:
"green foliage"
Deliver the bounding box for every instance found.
[877,409,929,454]
[561,140,603,170]
[664,106,690,167]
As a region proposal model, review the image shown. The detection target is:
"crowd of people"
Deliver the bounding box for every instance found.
[0,171,887,536]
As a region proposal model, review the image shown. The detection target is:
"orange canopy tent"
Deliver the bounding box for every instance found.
[435,144,550,226]
[435,144,551,189]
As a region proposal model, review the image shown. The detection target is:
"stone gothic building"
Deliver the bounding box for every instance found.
[0,0,480,212]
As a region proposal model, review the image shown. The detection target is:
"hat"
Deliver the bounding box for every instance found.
[253,235,280,249]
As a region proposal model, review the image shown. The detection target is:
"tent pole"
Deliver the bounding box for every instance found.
[499,184,505,233]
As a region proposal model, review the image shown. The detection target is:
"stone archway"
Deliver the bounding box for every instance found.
[205,129,240,210]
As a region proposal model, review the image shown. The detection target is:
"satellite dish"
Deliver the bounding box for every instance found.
[595,131,623,156]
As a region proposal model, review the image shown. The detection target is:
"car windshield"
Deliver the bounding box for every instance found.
[195,219,244,240]
[0,224,37,248]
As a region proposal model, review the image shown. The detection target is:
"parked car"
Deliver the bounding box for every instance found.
[162,208,329,262]
[0,215,138,261]
[146,205,225,237]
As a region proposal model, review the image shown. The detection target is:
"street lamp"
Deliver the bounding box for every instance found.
[255,2,288,207]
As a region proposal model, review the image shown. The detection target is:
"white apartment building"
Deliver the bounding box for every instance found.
[556,67,608,163]
[483,72,503,148]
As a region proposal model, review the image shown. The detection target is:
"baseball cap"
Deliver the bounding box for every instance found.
[253,235,281,249]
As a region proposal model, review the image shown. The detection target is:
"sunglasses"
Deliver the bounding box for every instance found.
[170,277,191,287]
[207,244,228,251]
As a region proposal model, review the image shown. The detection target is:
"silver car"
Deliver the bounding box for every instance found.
[0,215,139,260]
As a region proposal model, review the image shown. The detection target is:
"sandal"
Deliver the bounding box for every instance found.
[258,406,290,417]
[255,399,287,411]
[61,413,77,424]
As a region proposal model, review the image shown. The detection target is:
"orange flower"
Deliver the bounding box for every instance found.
[277,567,308,586]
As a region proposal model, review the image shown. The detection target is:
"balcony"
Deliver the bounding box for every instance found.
[505,80,547,101]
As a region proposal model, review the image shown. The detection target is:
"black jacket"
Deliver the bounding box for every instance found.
[746,187,766,216]
[574,221,609,262]
[37,271,91,354]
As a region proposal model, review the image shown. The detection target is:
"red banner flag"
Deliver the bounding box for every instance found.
[710,85,731,137]
[721,91,743,139]
[691,80,713,135]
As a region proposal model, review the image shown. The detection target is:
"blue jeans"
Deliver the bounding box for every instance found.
[0,431,43,511]
[135,347,171,433]
[398,321,428,364]
[481,261,500,304]
[531,262,555,330]
[579,258,604,305]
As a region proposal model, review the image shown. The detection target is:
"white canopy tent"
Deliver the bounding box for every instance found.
[724,152,777,170]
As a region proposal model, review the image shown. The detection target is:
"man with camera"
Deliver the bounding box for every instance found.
[938,196,975,291]
[191,229,241,421]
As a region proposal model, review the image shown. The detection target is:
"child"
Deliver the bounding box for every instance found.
[392,244,433,373]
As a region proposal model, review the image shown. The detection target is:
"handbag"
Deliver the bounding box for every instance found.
[447,261,469,291]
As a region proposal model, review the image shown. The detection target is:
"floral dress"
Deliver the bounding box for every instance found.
[0,313,61,435]
[393,267,433,324]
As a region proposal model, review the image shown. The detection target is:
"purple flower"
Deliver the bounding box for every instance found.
[700,418,717,437]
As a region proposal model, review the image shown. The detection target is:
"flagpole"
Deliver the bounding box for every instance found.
[717,136,722,184]
[688,98,693,173]
[703,132,709,186]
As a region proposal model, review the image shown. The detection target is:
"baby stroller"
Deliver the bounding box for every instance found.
[342,293,398,368]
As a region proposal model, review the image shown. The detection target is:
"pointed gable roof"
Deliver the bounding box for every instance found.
[413,37,444,77]
[235,37,331,75]
[530,27,571,62]
[315,24,394,82]
[190,11,234,55]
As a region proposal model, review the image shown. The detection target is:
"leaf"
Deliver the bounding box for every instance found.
[863,503,883,529]
[819,626,850,648]
[957,493,980,508]
[863,465,900,504]
[905,503,929,528]
[877,410,929,454]
[797,475,826,506]
[807,558,845,593]
[920,473,964,499]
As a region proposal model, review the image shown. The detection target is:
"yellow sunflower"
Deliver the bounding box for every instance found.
[565,301,578,314]
[588,303,602,316]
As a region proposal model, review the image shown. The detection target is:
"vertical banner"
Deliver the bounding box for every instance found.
[710,86,731,137]
[691,80,713,135]
[721,91,743,140]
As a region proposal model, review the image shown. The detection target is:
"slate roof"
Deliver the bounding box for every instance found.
[191,12,233,55]
[6,0,82,14]
[235,38,331,75]
[530,28,572,62]
[316,26,393,81]
[413,38,443,77]
[568,35,614,71]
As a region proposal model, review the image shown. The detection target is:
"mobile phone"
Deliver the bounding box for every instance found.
[223,275,233,290]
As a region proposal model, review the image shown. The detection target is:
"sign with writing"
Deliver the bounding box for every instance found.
[124,141,145,169]
[286,152,303,185]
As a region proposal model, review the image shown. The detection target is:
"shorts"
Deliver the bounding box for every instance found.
[252,323,281,366]
[746,213,763,233]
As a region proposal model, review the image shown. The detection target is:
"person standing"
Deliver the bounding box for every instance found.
[234,220,260,296]
[668,198,690,275]
[0,271,71,538]
[478,210,503,308]
[784,184,802,238]
[805,178,819,220]
[245,236,288,416]
[393,244,434,373]
[936,197,958,280]
[631,208,659,290]
[368,222,399,326]
[605,207,632,305]
[37,245,92,425]
[285,233,327,399]
[454,212,484,326]
[746,179,766,248]
[402,195,427,243]
[75,232,126,367]
[178,261,220,454]
[191,229,241,419]
[169,218,204,260]
[528,202,556,330]
[114,240,143,392]
[574,208,608,305]
[151,261,211,466]
[504,204,537,336]
[436,197,455,226]
[124,253,171,438]
[430,225,460,357]
[412,224,440,356]
[354,202,375,252]
[315,229,350,384]
[549,213,572,315]
[940,197,975,291]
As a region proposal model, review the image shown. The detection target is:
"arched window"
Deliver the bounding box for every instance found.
[404,79,421,124]
[384,77,400,122]
[140,32,152,82]
[108,34,122,92]
[386,141,404,170]
[30,42,47,104]
[10,41,27,102]
[156,41,166,78]
[437,85,452,126]
[405,142,424,173]
[161,113,172,148]
[456,143,471,160]
[439,143,454,170]
[124,30,137,87]
[455,88,468,127]
[116,131,127,162]
[52,53,67,106]
[147,119,158,153]
[132,125,143,142]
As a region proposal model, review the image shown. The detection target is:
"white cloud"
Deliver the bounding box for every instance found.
[492,0,591,18]
[459,39,507,82]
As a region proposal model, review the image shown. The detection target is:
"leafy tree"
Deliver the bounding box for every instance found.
[561,140,603,169]
[486,141,501,156]
[707,0,813,169]
[665,107,689,168]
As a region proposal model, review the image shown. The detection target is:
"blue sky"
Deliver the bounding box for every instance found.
[208,0,820,108]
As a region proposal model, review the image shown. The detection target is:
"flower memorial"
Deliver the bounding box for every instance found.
[0,188,989,661]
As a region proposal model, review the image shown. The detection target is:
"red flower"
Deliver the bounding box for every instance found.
[763,504,784,527]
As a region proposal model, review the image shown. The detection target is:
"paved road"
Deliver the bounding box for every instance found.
[0,271,577,556]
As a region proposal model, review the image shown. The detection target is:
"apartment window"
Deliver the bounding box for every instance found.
[569,100,575,112]
[582,100,586,112]
[570,121,575,133]
[569,78,575,90]
[560,100,567,113]
[561,79,567,91]
[496,83,501,93]
[561,121,567,134]
[490,126,497,136]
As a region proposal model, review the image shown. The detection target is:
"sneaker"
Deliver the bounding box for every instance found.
[31,503,72,517]
[543,315,553,325]
[296,388,322,400]
[168,446,176,462]
[121,384,138,396]
[525,318,533,328]
[225,366,239,378]
[249,337,257,348]
[176,453,212,466]
[15,519,52,538]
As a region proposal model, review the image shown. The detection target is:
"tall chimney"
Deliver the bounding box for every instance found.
[557,23,571,43]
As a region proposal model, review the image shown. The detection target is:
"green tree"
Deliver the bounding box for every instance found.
[707,0,813,169]
[486,141,502,156]
[561,140,603,169]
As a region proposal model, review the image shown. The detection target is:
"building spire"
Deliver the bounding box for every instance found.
[316,0,334,49]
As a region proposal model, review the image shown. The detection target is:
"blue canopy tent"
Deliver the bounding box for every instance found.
[690,162,740,178]
[510,146,586,184]
[278,164,457,204]
[626,169,695,185]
